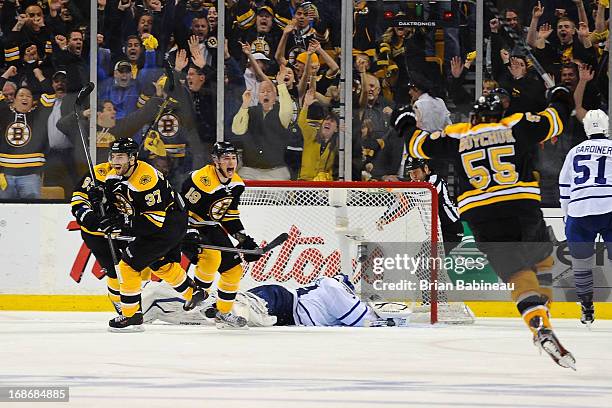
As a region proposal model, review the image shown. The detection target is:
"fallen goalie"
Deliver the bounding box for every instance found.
[142,275,412,327]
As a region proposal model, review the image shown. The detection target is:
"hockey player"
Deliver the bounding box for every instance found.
[71,162,123,313]
[181,141,260,329]
[99,138,204,332]
[559,109,612,326]
[376,108,463,255]
[405,156,463,254]
[399,89,576,369]
[71,163,155,314]
[142,275,382,327]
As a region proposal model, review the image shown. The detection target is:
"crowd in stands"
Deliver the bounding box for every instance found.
[0,0,609,207]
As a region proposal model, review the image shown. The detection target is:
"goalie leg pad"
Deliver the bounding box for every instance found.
[217,264,242,314]
[118,261,142,318]
[154,262,193,301]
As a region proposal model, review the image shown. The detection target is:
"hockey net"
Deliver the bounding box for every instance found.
[238,181,474,324]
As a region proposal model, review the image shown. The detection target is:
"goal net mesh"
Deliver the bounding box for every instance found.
[238,182,474,324]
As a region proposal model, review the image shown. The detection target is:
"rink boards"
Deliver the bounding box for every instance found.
[0,204,611,318]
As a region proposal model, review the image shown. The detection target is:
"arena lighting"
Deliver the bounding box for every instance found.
[383,10,395,19]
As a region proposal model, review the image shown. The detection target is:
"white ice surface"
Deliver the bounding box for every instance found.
[0,312,611,408]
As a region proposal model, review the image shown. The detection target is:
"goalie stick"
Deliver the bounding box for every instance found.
[115,232,290,256]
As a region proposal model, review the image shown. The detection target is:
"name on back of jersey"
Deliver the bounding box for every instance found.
[459,129,516,152]
[575,144,612,156]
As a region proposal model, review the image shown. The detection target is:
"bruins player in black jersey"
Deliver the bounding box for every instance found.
[71,162,154,314]
[399,89,576,369]
[99,139,204,332]
[71,162,123,313]
[181,141,260,329]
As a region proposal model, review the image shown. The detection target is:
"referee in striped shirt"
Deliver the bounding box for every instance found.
[405,157,464,254]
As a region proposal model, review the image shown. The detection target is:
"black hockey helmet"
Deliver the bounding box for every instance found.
[470,94,503,125]
[405,156,428,171]
[110,138,139,158]
[211,141,237,158]
[390,104,417,132]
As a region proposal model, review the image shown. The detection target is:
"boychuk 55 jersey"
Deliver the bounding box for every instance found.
[407,108,564,222]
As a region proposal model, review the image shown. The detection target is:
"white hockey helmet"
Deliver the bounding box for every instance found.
[583,109,609,138]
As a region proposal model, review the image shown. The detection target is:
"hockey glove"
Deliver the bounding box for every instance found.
[104,178,123,200]
[87,185,105,212]
[182,229,207,264]
[234,232,261,262]
[75,207,102,232]
[99,213,130,234]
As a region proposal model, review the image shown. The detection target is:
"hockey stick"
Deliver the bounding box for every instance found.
[74,82,124,283]
[115,232,290,256]
[484,0,555,88]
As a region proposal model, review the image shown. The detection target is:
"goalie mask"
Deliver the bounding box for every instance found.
[583,109,609,138]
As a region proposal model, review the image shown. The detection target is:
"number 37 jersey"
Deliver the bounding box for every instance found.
[407,108,564,222]
[559,137,612,218]
[181,165,246,235]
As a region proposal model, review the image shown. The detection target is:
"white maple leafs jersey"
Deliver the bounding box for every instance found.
[293,277,378,327]
[559,137,612,217]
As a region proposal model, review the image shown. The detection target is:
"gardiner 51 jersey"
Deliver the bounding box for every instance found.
[559,136,612,218]
[71,162,112,236]
[105,161,182,236]
[181,164,245,235]
[407,107,564,222]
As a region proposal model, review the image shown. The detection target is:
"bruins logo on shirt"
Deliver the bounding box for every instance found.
[113,192,134,216]
[6,122,32,147]
[156,113,179,138]
[251,38,270,57]
[206,37,218,49]
[140,175,152,185]
[200,176,211,186]
[209,197,233,221]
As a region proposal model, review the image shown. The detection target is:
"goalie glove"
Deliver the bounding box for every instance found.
[233,231,261,262]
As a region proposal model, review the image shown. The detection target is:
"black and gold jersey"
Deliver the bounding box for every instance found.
[71,162,112,236]
[0,103,49,176]
[105,160,181,236]
[407,107,564,222]
[181,164,246,236]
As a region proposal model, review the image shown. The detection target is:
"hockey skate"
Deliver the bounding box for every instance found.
[530,316,576,370]
[108,313,144,333]
[183,287,207,311]
[215,310,248,330]
[580,302,595,327]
